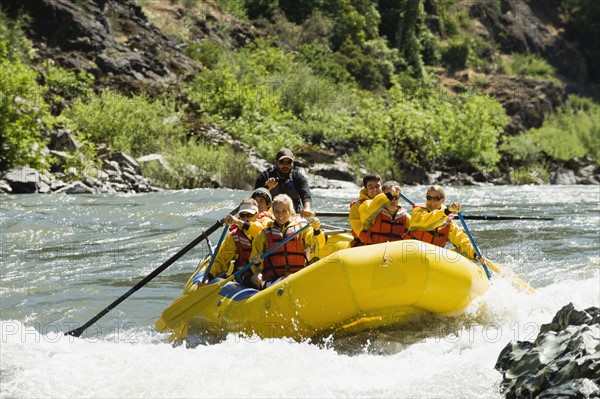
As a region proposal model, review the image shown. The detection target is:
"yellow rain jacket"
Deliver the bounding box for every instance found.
[361,192,411,232]
[349,187,371,237]
[409,205,476,260]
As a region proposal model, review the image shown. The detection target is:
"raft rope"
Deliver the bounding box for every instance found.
[381,240,392,267]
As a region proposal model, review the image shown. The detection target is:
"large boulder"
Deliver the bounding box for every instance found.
[495,303,600,398]
[2,168,44,194]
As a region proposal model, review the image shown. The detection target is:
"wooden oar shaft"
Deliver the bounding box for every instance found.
[65,206,241,338]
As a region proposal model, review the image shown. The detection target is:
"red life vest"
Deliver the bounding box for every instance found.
[229,224,253,284]
[366,207,408,245]
[257,211,272,220]
[349,198,368,247]
[261,223,307,281]
[229,224,252,269]
[409,212,453,247]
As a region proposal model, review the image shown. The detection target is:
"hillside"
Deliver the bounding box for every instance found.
[1,0,599,194]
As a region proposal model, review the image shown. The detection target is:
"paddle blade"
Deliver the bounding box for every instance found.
[486,260,535,293]
[155,279,227,334]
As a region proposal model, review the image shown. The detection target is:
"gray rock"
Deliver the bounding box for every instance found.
[102,160,121,173]
[50,181,68,191]
[3,167,41,193]
[38,181,51,194]
[48,128,83,152]
[310,162,355,182]
[551,168,577,185]
[110,152,140,174]
[55,182,97,194]
[138,154,174,175]
[496,303,600,399]
[0,180,12,194]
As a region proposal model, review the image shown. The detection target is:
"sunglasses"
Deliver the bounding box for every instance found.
[389,194,400,200]
[426,195,443,201]
[239,212,254,218]
[278,159,293,165]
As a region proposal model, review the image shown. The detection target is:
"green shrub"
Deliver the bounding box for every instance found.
[216,0,247,20]
[40,60,94,113]
[297,41,352,83]
[0,11,34,62]
[501,53,555,79]
[0,13,52,170]
[142,140,255,189]
[441,38,469,70]
[0,59,51,170]
[526,95,600,161]
[64,90,186,156]
[499,134,543,164]
[185,40,225,68]
[349,143,402,182]
[510,164,550,185]
[383,83,508,172]
[185,40,308,157]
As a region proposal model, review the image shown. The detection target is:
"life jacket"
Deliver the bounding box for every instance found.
[257,211,272,220]
[229,224,253,284]
[409,211,453,248]
[365,207,408,245]
[349,198,368,247]
[261,223,307,281]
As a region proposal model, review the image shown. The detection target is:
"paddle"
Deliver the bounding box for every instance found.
[192,224,229,285]
[400,193,493,278]
[313,210,552,220]
[156,223,311,333]
[457,212,492,280]
[402,193,534,289]
[65,205,241,338]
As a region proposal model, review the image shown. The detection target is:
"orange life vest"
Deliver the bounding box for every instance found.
[229,224,253,284]
[349,198,368,247]
[261,223,307,281]
[365,207,408,245]
[409,210,453,247]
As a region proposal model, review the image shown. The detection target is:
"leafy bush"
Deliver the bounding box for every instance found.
[501,53,555,79]
[510,164,550,184]
[0,13,51,170]
[526,95,600,161]
[185,40,313,156]
[40,60,94,114]
[0,59,51,170]
[499,133,543,164]
[349,143,403,182]
[142,139,256,189]
[185,40,225,68]
[297,41,352,83]
[441,38,469,70]
[381,83,508,171]
[64,90,186,156]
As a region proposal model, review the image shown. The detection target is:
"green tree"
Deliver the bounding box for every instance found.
[0,12,51,170]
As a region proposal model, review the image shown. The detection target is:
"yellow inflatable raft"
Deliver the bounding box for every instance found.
[156,235,493,341]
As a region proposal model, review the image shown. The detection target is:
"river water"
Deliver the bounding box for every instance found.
[1,185,598,398]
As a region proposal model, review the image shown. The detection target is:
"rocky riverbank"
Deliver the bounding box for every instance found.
[495,303,599,398]
[2,0,599,195]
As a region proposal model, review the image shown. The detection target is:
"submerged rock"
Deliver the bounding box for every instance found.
[495,303,600,398]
